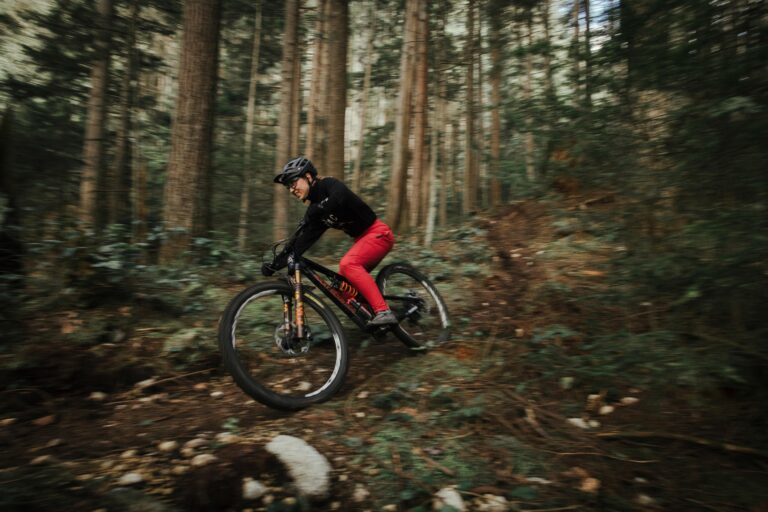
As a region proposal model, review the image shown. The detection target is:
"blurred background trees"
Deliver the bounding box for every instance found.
[1,0,766,357]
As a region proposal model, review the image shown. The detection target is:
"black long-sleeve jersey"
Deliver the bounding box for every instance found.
[272,177,377,269]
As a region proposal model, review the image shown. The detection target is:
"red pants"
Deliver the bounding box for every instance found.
[339,220,394,313]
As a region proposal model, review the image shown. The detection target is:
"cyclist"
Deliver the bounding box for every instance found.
[262,156,398,326]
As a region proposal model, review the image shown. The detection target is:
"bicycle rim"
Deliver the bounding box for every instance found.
[223,285,346,407]
[378,264,450,349]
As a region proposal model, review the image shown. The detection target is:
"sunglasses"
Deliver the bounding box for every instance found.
[287,177,302,191]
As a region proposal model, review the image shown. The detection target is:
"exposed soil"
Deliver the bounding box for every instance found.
[2,198,768,512]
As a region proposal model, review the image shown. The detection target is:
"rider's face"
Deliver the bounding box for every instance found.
[288,175,311,201]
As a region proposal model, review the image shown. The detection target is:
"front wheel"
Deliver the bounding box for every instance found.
[376,263,451,350]
[218,281,348,410]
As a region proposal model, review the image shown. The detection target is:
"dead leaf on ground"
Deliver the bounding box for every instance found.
[32,415,56,426]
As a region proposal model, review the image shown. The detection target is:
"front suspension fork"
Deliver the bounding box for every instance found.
[291,261,305,339]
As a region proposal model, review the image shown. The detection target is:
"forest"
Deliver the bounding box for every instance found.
[1,0,767,510]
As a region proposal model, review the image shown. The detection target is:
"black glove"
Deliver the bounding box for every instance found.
[261,263,276,277]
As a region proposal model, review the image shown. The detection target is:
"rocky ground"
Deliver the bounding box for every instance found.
[2,199,768,512]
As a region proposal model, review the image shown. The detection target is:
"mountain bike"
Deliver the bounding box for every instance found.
[217,227,451,410]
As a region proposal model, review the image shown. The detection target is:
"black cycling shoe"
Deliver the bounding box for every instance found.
[368,309,398,326]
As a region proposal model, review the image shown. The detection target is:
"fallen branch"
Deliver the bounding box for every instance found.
[596,431,768,458]
[412,447,456,476]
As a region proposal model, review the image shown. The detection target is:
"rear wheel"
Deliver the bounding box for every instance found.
[376,263,451,350]
[218,282,348,410]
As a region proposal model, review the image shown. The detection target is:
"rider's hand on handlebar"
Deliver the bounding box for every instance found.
[261,263,276,277]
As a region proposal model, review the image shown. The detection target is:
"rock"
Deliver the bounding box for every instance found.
[121,450,138,459]
[31,455,53,465]
[181,447,196,458]
[382,505,398,512]
[635,493,656,506]
[193,383,208,391]
[210,391,224,398]
[354,412,366,418]
[620,397,639,406]
[242,478,267,500]
[586,393,603,411]
[356,391,369,399]
[588,420,601,428]
[433,487,466,511]
[158,441,179,453]
[184,438,207,449]
[89,391,108,401]
[171,465,188,476]
[579,477,601,493]
[566,418,590,429]
[117,472,144,486]
[215,432,238,444]
[476,494,509,512]
[352,484,369,503]
[0,418,17,427]
[266,435,331,499]
[191,454,217,467]
[599,405,615,415]
[526,477,552,485]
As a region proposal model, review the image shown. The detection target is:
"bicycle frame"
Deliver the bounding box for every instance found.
[286,257,376,335]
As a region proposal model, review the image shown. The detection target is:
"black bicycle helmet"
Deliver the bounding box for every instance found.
[273,156,317,186]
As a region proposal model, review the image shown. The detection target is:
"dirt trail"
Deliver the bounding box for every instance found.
[3,201,768,511]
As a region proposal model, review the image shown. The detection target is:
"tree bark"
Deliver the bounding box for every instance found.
[584,0,592,107]
[351,4,375,193]
[79,0,113,230]
[160,0,221,262]
[572,0,581,100]
[437,9,449,228]
[110,0,139,227]
[489,3,502,210]
[272,0,300,241]
[238,2,262,252]
[0,108,24,282]
[386,0,418,231]
[463,0,477,215]
[306,0,327,163]
[325,0,348,178]
[291,4,303,157]
[410,0,428,228]
[523,9,536,182]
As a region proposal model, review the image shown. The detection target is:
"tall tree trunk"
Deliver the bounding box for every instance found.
[306,0,327,163]
[475,8,486,209]
[0,108,24,283]
[79,0,113,230]
[110,0,139,227]
[489,4,502,210]
[584,0,592,107]
[523,9,536,182]
[572,0,581,100]
[291,5,303,157]
[160,0,221,262]
[410,0,428,228]
[238,2,262,252]
[273,0,300,241]
[386,0,418,231]
[325,0,348,178]
[437,10,448,228]
[425,65,442,246]
[351,4,375,193]
[463,0,476,215]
